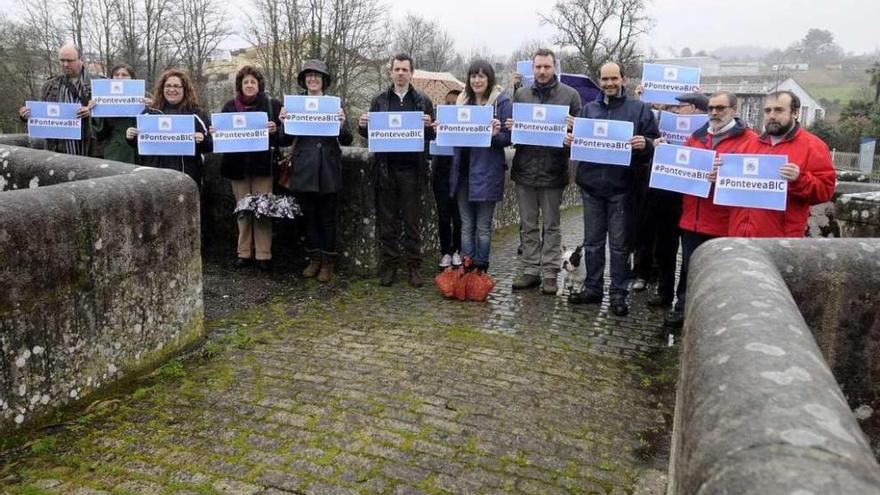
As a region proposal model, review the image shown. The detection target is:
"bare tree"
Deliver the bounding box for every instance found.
[421,28,456,72]
[115,0,143,74]
[142,0,175,85]
[62,0,87,51]
[243,0,306,95]
[539,0,652,77]
[20,0,64,77]
[322,0,388,112]
[87,0,120,73]
[0,17,46,131]
[173,0,230,100]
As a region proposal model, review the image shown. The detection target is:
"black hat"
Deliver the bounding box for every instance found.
[675,92,708,112]
[297,59,332,90]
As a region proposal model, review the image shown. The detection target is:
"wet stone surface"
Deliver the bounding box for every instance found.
[1,209,677,495]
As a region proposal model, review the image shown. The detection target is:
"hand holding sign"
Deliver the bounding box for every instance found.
[779,163,800,182]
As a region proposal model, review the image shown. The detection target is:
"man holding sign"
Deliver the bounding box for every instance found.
[504,48,581,295]
[663,92,757,328]
[18,43,100,156]
[727,91,835,238]
[358,54,435,288]
[565,62,658,316]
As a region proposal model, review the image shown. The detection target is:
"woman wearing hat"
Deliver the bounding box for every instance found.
[215,65,284,271]
[280,60,353,282]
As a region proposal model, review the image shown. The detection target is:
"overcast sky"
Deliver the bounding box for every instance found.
[4,0,878,58]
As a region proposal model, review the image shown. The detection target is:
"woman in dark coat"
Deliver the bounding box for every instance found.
[90,63,149,164]
[125,69,212,186]
[213,66,283,271]
[448,59,512,273]
[280,59,353,282]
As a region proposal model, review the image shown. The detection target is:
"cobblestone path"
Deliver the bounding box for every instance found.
[1,210,678,495]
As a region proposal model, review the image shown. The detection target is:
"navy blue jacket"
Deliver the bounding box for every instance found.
[449,89,513,202]
[574,93,659,197]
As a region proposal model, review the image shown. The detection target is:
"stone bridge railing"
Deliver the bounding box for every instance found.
[0,141,203,437]
[670,238,880,494]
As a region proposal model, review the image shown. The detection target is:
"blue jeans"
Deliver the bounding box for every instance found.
[581,189,629,301]
[457,179,496,267]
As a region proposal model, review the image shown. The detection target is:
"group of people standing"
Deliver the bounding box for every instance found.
[21,44,836,322]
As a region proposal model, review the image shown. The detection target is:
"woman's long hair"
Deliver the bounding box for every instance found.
[464,59,496,105]
[151,69,200,111]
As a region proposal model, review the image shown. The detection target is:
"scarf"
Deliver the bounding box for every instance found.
[234,91,263,112]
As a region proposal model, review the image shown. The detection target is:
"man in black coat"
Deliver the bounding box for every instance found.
[565,62,659,317]
[358,54,435,287]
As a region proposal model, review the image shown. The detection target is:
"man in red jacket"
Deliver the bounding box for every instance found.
[727,91,836,238]
[665,92,757,328]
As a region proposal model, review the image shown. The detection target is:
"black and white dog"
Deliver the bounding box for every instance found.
[561,244,586,293]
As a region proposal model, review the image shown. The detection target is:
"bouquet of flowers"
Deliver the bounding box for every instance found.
[233,193,301,219]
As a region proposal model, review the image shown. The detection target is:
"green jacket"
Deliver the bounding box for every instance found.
[91,117,137,164]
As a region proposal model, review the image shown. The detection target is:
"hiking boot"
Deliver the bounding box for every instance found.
[317,256,334,283]
[379,266,397,287]
[541,277,558,295]
[408,267,423,288]
[647,294,673,308]
[302,258,321,278]
[256,259,272,272]
[568,289,602,305]
[511,274,541,290]
[610,300,629,316]
[664,310,684,328]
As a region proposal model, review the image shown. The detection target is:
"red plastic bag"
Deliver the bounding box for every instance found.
[466,270,495,302]
[434,267,460,298]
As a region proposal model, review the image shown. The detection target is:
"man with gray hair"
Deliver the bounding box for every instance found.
[18,43,100,156]
[664,91,757,328]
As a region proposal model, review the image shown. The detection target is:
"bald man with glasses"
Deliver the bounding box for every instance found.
[18,43,102,156]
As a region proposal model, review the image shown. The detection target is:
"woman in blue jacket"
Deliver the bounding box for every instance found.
[449,60,512,273]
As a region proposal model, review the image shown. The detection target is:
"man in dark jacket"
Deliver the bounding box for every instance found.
[566,62,659,316]
[358,54,435,287]
[505,48,581,295]
[18,43,101,156]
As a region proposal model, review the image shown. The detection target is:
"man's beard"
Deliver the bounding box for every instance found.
[766,119,794,136]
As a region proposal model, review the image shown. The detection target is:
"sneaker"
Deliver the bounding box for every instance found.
[439,254,452,268]
[632,278,647,291]
[511,274,541,290]
[451,252,463,266]
[647,294,673,308]
[568,290,602,305]
[379,267,397,287]
[664,310,684,328]
[408,268,423,288]
[610,300,629,316]
[541,277,558,295]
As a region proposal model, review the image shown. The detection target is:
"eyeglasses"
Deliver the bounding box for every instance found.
[707,105,730,112]
[164,84,183,89]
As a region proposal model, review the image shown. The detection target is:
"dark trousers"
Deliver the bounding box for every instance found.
[633,189,682,300]
[582,189,630,301]
[376,165,422,268]
[674,231,715,312]
[431,162,461,256]
[298,192,338,255]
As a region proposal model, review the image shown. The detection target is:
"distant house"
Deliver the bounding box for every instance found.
[651,56,721,77]
[700,76,825,129]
